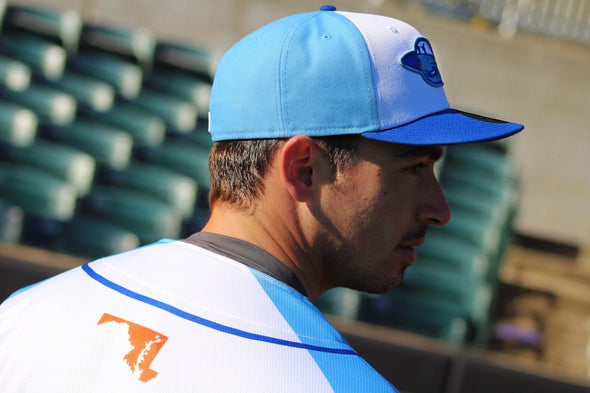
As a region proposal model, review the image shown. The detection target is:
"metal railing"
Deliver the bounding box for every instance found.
[402,0,590,46]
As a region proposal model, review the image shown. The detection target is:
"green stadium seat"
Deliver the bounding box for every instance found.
[441,145,518,208]
[444,144,514,181]
[0,197,24,243]
[439,143,521,275]
[182,123,214,149]
[113,160,197,219]
[486,137,512,152]
[0,162,77,221]
[0,102,37,147]
[148,139,210,189]
[361,289,470,344]
[0,54,31,91]
[80,23,155,70]
[87,102,166,148]
[3,4,82,53]
[442,162,515,198]
[315,288,363,320]
[441,172,518,223]
[83,185,183,244]
[52,70,115,112]
[182,206,210,235]
[56,213,140,259]
[53,119,133,170]
[417,231,490,279]
[401,264,493,322]
[129,88,198,133]
[67,51,143,99]
[443,186,511,228]
[0,33,66,80]
[154,41,218,82]
[4,83,77,126]
[426,209,503,257]
[144,70,211,118]
[11,138,96,196]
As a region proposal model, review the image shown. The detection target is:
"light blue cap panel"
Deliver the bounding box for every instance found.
[279,11,378,135]
[209,11,379,141]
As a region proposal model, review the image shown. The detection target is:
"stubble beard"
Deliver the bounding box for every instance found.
[328,251,408,295]
[348,267,406,295]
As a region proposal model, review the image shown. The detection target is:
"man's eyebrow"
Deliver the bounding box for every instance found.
[397,146,445,162]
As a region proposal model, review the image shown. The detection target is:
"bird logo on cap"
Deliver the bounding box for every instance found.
[400,37,444,87]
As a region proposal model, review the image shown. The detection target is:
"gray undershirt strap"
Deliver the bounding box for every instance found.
[183,232,307,297]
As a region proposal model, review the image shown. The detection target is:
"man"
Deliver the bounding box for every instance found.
[0,6,523,392]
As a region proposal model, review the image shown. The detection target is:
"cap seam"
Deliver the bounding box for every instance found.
[337,12,382,130]
[335,12,380,130]
[278,12,321,133]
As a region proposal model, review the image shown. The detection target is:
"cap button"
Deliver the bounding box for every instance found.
[320,5,337,11]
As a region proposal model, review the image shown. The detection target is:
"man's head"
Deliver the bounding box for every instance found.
[203,6,523,298]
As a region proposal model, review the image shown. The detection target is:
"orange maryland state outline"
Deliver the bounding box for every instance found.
[98,313,169,382]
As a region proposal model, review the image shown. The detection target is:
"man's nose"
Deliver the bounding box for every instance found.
[418,178,451,226]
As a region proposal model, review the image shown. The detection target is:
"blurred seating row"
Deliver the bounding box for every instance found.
[316,139,522,346]
[0,2,215,259]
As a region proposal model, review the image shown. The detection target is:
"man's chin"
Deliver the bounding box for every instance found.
[347,272,404,295]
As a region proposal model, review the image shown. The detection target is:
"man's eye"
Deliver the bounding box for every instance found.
[407,163,427,175]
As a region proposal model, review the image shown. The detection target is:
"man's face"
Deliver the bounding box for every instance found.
[314,138,450,294]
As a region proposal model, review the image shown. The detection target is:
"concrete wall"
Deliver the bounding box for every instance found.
[7,0,590,248]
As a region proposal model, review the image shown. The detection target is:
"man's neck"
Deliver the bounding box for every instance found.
[201,204,323,301]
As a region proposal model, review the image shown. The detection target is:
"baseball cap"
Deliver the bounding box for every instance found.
[208,5,523,145]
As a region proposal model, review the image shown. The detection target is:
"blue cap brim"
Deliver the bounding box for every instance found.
[361,109,524,146]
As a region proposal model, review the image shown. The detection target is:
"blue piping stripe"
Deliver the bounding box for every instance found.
[82,264,356,355]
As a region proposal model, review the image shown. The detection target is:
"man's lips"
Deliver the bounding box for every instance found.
[397,238,425,248]
[396,237,425,264]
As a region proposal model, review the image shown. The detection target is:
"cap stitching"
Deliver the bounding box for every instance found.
[357,25,383,129]
[278,13,320,133]
[334,12,379,130]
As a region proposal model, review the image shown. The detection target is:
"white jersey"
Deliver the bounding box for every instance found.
[0,239,397,392]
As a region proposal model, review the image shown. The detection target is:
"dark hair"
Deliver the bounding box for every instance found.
[208,135,360,208]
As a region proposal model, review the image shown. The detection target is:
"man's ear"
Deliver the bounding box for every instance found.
[279,135,322,202]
